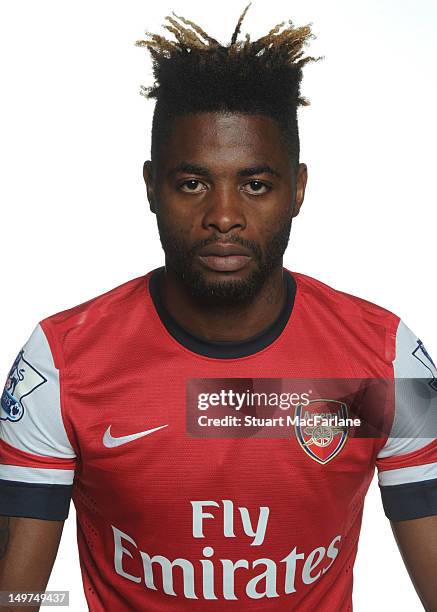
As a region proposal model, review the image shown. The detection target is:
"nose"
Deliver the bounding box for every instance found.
[201,186,247,234]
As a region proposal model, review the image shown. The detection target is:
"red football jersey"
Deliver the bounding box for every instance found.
[1,267,437,611]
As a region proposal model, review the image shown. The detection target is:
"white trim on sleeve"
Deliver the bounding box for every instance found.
[378,462,437,487]
[0,464,75,485]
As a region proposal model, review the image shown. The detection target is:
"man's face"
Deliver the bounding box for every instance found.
[144,112,307,304]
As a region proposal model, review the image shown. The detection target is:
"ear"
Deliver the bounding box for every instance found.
[292,163,308,218]
[143,160,157,214]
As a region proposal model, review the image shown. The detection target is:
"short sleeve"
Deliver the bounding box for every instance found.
[0,323,76,520]
[376,319,437,521]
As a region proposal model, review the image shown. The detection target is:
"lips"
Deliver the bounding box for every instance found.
[197,242,253,273]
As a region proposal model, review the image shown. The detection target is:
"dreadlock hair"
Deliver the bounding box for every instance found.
[135,3,321,173]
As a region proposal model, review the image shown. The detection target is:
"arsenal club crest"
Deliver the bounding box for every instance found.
[295,399,349,464]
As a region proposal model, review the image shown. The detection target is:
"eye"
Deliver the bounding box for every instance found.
[179,179,208,194]
[242,180,271,195]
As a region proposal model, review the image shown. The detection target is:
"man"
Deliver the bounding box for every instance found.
[1,5,436,611]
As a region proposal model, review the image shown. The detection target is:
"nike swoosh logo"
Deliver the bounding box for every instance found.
[103,424,168,448]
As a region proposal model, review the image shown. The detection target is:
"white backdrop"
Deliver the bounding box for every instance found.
[1,1,436,610]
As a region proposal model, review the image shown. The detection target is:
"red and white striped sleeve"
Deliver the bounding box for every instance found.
[376,319,437,521]
[0,323,76,520]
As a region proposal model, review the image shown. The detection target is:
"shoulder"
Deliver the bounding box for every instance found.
[38,272,153,367]
[290,268,400,328]
[288,269,403,364]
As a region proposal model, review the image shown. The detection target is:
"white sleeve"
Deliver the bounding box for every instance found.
[0,323,76,520]
[376,319,437,521]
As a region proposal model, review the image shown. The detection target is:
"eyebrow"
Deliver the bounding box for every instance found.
[237,165,281,178]
[167,162,282,179]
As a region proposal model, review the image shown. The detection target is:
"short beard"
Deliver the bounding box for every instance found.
[156,216,292,306]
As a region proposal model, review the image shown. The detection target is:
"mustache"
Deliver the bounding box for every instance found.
[189,235,262,260]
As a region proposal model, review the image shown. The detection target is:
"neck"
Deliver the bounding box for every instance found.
[159,264,286,342]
